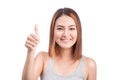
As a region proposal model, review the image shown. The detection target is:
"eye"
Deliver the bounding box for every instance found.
[69,28,76,30]
[57,27,63,30]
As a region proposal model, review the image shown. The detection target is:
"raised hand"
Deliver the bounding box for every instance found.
[25,24,40,51]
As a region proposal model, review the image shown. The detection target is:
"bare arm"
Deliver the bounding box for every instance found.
[22,24,43,80]
[86,57,97,80]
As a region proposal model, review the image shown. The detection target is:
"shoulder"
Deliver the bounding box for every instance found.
[84,56,97,80]
[33,51,50,77]
[36,51,51,74]
[35,51,50,61]
[85,57,97,68]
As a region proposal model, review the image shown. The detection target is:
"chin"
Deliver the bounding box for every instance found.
[59,44,73,49]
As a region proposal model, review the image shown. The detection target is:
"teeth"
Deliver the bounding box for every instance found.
[62,39,69,42]
[63,39,68,41]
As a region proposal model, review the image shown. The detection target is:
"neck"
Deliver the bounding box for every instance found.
[57,47,73,61]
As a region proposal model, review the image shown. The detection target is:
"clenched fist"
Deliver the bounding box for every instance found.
[25,24,40,51]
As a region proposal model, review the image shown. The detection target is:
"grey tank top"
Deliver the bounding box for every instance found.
[41,56,86,80]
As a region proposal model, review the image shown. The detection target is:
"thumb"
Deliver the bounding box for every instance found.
[34,24,39,35]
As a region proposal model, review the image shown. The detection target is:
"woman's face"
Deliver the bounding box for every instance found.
[54,15,77,49]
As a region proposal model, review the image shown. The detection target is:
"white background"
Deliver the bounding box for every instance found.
[0,0,120,80]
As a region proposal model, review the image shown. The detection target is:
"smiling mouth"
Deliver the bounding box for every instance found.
[61,39,71,42]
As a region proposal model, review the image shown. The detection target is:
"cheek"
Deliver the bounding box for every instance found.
[72,31,77,39]
[54,31,62,40]
[75,33,77,38]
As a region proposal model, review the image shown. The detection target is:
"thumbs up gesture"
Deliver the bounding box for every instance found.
[25,24,40,51]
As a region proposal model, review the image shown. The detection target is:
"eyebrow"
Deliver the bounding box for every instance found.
[69,25,76,27]
[56,25,76,27]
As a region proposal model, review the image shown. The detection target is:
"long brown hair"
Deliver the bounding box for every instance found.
[48,7,82,60]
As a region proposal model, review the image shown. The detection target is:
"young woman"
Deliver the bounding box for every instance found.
[22,7,97,80]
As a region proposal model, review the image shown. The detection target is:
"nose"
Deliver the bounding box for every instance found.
[62,30,70,37]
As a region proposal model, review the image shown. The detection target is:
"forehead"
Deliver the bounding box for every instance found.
[55,15,76,26]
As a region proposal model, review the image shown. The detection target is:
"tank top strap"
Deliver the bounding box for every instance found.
[45,58,54,73]
[75,55,86,79]
[79,55,86,68]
